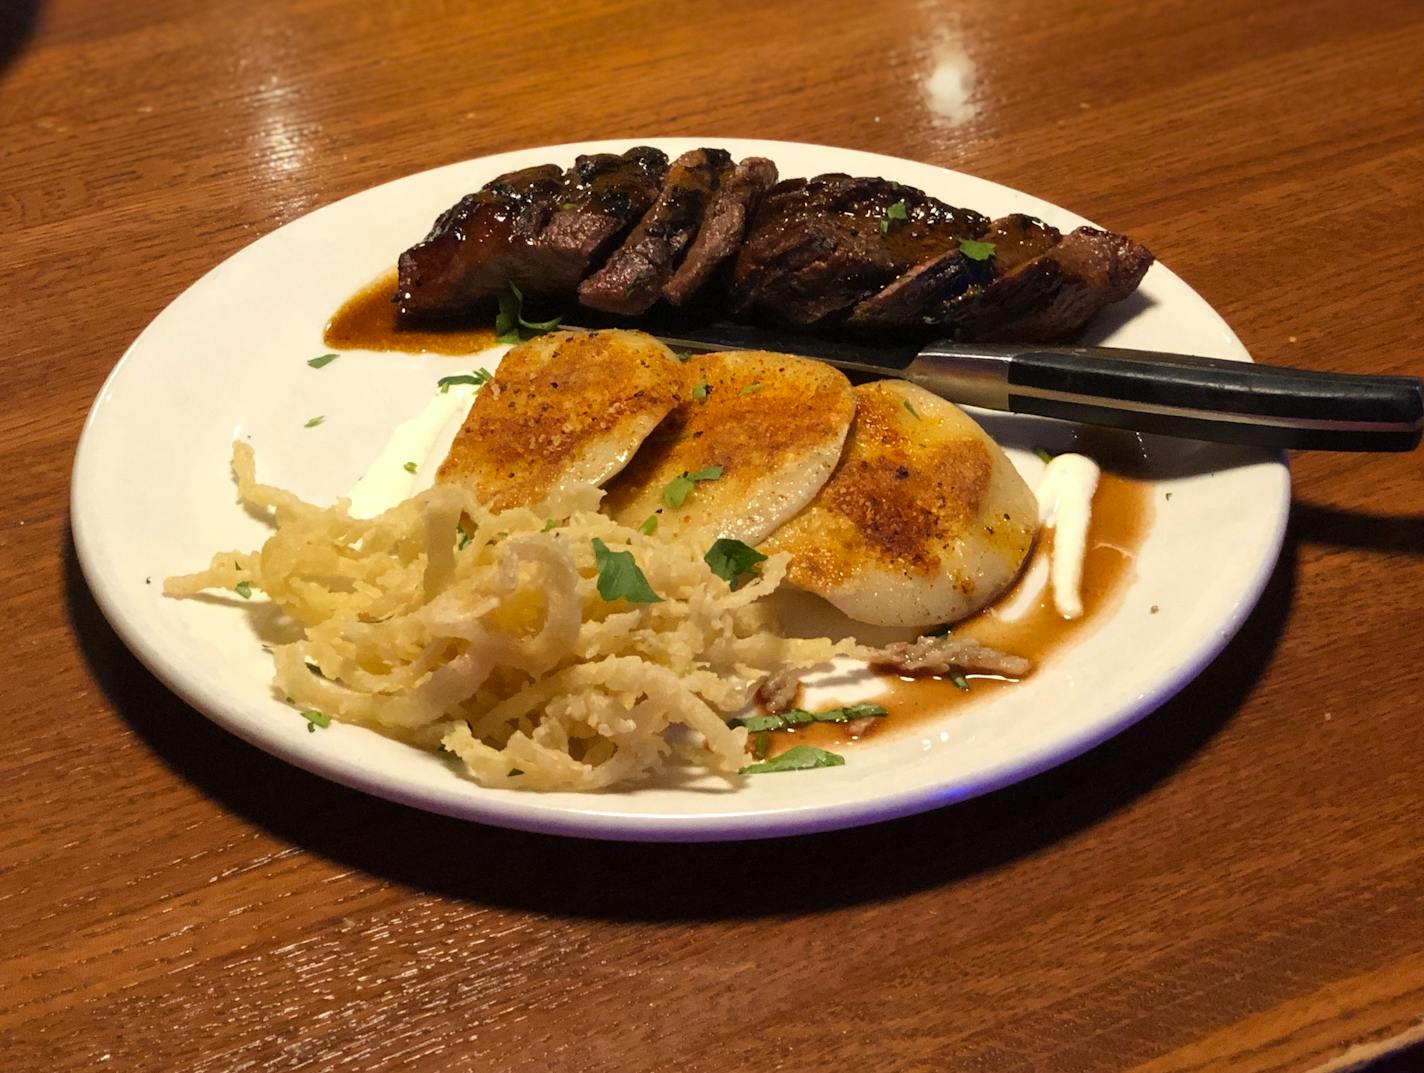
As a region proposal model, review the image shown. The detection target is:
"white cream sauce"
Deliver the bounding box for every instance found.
[347,384,479,518]
[993,452,1101,623]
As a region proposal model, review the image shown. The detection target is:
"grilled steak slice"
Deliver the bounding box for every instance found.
[937,225,1154,342]
[662,156,778,306]
[847,213,1058,329]
[578,148,734,315]
[396,164,564,318]
[728,174,990,326]
[524,146,668,298]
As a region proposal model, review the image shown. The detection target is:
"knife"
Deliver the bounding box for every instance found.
[566,317,1423,452]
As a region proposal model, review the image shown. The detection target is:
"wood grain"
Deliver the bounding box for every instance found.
[2,0,1422,1069]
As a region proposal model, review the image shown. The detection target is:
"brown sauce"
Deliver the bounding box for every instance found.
[765,470,1153,756]
[323,270,497,355]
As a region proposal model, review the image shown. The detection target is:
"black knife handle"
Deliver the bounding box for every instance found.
[908,344,1423,452]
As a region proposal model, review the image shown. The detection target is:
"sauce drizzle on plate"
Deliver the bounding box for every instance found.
[324,270,497,355]
[783,470,1153,752]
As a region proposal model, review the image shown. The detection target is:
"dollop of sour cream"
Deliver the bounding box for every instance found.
[347,383,479,518]
[1035,453,1101,619]
[990,452,1101,624]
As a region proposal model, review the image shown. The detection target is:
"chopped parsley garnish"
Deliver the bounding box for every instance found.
[660,464,723,508]
[958,238,997,261]
[438,368,493,393]
[304,415,325,428]
[704,538,766,587]
[739,382,763,396]
[234,581,253,599]
[496,281,563,344]
[559,202,577,211]
[307,352,339,369]
[926,623,953,637]
[542,518,559,532]
[878,199,909,234]
[300,709,331,732]
[672,349,694,362]
[741,744,845,774]
[730,703,887,733]
[691,381,710,401]
[403,461,417,474]
[456,524,473,550]
[591,538,662,604]
[1033,446,1054,463]
[639,514,659,536]
[903,399,922,420]
[949,672,972,692]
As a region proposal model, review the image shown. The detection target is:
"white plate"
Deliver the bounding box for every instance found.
[71,139,1289,842]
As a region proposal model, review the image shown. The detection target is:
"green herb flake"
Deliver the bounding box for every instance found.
[542,518,559,532]
[234,581,253,599]
[903,399,922,420]
[591,538,662,604]
[559,202,577,211]
[301,709,331,732]
[958,238,997,261]
[1033,447,1054,463]
[691,381,710,401]
[438,368,493,393]
[926,623,953,638]
[304,415,325,428]
[456,524,474,550]
[497,281,563,344]
[739,382,764,397]
[661,475,695,508]
[660,465,723,509]
[879,200,909,234]
[731,703,887,733]
[949,672,972,692]
[704,537,767,587]
[740,744,845,774]
[672,349,694,362]
[403,461,418,474]
[307,352,339,369]
[639,514,659,536]
[495,288,521,344]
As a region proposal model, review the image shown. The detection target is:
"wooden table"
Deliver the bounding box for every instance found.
[4,1,1422,1069]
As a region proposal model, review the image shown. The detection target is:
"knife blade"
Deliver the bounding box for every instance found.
[562,317,1423,452]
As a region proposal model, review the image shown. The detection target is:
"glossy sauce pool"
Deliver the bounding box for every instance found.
[324,269,497,355]
[770,469,1154,755]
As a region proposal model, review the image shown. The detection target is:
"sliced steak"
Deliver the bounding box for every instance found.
[662,156,778,306]
[578,148,734,315]
[523,146,668,298]
[728,174,990,326]
[396,164,564,318]
[938,225,1154,342]
[847,213,1058,329]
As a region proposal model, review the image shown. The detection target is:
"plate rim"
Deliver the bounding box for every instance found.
[71,137,1291,842]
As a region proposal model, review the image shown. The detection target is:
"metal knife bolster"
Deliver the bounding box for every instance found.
[905,343,1424,452]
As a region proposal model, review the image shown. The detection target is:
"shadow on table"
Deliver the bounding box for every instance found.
[0,0,41,80]
[1290,502,1424,557]
[67,527,1295,923]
